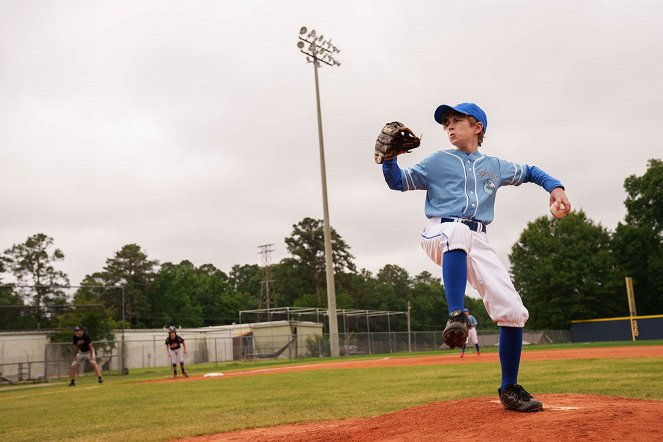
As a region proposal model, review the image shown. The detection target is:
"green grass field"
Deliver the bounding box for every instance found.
[2,341,662,442]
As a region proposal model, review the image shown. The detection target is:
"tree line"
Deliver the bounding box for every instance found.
[1,159,661,338]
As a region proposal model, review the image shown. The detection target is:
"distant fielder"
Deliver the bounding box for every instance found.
[460,308,479,358]
[166,326,189,378]
[378,102,571,412]
[69,325,103,386]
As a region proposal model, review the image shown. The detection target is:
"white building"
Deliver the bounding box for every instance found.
[0,320,323,382]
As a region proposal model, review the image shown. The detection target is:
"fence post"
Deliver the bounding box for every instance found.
[367,316,372,355]
[407,301,412,352]
[44,344,49,382]
[388,315,392,353]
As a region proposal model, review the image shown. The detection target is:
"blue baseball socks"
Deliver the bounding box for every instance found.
[499,326,522,388]
[442,249,467,313]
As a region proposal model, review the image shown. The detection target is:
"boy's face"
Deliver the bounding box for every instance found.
[444,114,483,151]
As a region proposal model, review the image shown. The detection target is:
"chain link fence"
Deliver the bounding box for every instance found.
[42,336,234,380]
[1,329,571,383]
[287,330,571,357]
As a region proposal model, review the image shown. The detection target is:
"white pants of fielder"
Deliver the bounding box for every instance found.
[71,350,96,368]
[466,327,478,345]
[169,348,185,364]
[421,219,528,328]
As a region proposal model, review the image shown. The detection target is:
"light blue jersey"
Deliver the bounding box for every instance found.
[468,314,478,328]
[383,149,563,224]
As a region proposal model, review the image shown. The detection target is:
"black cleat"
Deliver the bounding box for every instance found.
[68,380,76,387]
[443,309,470,349]
[498,384,543,412]
[98,377,103,384]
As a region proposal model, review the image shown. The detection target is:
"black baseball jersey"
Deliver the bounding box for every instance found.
[73,333,92,352]
[166,335,184,350]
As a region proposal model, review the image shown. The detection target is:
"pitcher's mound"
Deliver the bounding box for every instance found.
[182,394,663,441]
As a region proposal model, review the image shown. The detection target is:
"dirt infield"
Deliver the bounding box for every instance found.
[185,395,662,442]
[177,346,663,441]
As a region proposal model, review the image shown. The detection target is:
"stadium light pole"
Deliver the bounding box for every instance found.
[296,26,341,357]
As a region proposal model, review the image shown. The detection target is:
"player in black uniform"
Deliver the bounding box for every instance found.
[69,326,103,386]
[165,326,189,378]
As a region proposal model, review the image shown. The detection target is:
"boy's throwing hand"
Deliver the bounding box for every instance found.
[549,187,571,218]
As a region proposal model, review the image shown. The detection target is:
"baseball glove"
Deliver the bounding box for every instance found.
[374,121,421,164]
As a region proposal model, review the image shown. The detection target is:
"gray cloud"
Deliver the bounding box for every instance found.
[1,1,661,291]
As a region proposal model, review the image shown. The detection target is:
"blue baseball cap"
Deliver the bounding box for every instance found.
[463,308,469,313]
[434,103,488,133]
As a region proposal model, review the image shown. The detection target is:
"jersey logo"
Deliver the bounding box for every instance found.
[478,170,498,181]
[483,179,496,196]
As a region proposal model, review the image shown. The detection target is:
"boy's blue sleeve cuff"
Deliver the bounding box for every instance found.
[382,158,403,191]
[527,165,563,193]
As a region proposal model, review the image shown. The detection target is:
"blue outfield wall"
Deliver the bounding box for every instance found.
[570,314,663,342]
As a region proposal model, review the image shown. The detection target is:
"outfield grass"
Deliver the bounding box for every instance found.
[1,341,662,442]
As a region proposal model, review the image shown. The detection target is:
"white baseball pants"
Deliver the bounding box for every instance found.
[169,348,185,364]
[420,218,528,327]
[466,327,479,345]
[71,350,96,368]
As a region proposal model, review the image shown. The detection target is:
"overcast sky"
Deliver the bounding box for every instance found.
[1,1,661,293]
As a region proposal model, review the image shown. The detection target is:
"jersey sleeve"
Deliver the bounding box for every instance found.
[497,159,528,187]
[402,161,429,191]
[382,158,428,191]
[498,160,563,192]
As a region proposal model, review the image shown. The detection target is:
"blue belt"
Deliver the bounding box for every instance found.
[441,217,486,233]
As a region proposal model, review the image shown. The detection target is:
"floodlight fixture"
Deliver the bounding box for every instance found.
[297,27,341,68]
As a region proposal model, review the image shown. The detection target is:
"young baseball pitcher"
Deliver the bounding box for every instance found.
[380,102,571,412]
